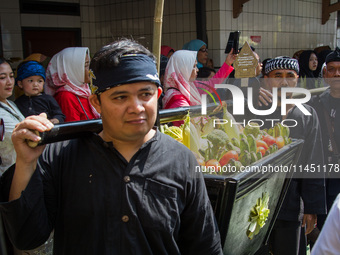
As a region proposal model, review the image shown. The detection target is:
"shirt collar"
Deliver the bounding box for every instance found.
[93,126,159,150]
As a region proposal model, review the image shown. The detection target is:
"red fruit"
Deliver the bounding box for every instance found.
[219,150,239,166]
[256,140,269,150]
[262,134,276,146]
[257,146,266,157]
[197,158,205,166]
[205,159,221,172]
[275,136,285,149]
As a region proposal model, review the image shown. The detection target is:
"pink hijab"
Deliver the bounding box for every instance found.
[45,47,100,118]
[162,50,201,108]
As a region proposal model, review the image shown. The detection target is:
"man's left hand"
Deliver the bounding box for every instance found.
[302,214,317,235]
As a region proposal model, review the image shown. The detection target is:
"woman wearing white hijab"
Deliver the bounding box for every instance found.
[162,50,235,110]
[162,50,201,108]
[45,47,100,122]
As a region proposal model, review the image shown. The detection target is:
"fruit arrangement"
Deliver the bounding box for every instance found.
[160,108,292,175]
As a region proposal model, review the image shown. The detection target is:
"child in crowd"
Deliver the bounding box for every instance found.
[15,61,65,124]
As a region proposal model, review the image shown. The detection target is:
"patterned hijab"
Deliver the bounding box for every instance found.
[162,50,201,108]
[45,47,100,118]
[45,47,91,97]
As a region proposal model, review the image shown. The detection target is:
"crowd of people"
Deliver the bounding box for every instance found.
[0,37,339,255]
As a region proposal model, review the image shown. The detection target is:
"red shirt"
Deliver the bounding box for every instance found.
[54,91,98,122]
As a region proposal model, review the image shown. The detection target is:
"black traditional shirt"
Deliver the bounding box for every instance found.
[0,130,222,255]
[309,89,340,162]
[15,93,65,122]
[309,89,340,197]
[258,104,326,221]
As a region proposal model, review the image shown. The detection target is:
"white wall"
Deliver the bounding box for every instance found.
[215,0,337,66]
[92,0,338,67]
[90,0,197,54]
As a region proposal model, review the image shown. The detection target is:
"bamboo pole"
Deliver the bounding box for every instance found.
[152,0,165,74]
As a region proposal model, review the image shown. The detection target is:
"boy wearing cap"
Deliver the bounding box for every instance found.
[261,57,326,255]
[15,61,65,124]
[0,39,223,254]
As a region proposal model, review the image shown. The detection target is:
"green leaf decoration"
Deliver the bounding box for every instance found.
[246,192,270,240]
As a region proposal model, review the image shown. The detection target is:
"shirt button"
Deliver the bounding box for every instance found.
[123,176,131,183]
[122,215,129,222]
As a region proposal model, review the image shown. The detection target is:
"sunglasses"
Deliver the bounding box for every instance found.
[0,118,4,142]
[199,48,208,53]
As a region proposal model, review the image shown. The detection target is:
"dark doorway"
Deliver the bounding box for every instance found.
[22,27,81,58]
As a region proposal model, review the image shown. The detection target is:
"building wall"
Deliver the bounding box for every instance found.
[90,0,197,55]
[1,0,83,66]
[0,0,338,68]
[91,0,338,67]
[211,0,337,66]
[91,0,160,52]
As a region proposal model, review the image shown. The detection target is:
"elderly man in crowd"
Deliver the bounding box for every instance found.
[260,56,326,255]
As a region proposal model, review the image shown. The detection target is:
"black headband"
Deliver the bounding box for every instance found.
[91,54,161,94]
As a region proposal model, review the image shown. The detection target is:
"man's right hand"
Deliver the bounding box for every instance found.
[9,113,54,201]
[12,113,54,164]
[258,87,273,107]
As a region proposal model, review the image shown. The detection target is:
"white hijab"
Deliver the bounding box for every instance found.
[162,50,201,108]
[45,47,91,98]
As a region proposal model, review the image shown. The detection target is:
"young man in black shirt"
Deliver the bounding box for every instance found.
[0,39,222,255]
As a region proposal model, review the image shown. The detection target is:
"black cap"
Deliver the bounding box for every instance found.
[325,47,340,64]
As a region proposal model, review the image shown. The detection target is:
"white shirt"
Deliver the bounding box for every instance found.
[0,100,25,175]
[311,193,340,255]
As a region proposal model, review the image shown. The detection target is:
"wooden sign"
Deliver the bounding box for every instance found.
[233,41,258,79]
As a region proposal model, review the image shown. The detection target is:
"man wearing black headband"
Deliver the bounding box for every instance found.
[307,47,340,252]
[260,57,326,255]
[0,39,223,254]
